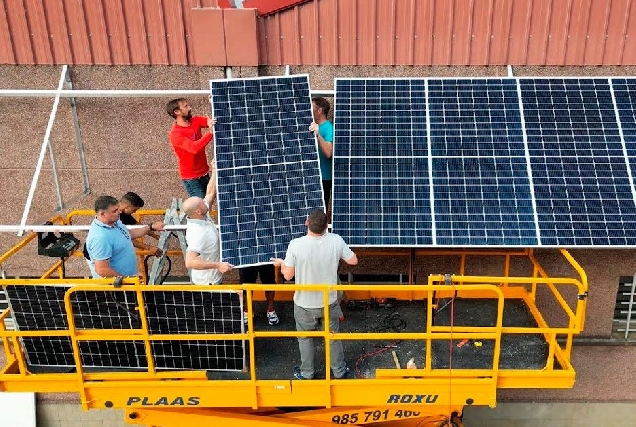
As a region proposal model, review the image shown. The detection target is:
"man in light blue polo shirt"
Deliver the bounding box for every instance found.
[309,97,334,211]
[86,195,164,278]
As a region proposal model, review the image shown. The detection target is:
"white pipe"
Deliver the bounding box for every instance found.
[18,65,67,236]
[0,89,336,97]
[0,89,209,97]
[0,224,190,233]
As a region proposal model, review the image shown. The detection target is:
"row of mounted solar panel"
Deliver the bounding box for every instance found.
[210,76,636,265]
[333,77,636,247]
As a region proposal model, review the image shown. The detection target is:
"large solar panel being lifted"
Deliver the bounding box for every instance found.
[4,285,245,371]
[520,78,636,246]
[211,76,324,266]
[429,79,537,245]
[332,79,432,246]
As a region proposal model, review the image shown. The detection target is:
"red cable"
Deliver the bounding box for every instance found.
[354,342,398,378]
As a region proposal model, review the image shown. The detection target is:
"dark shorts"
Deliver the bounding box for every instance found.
[239,264,276,284]
[322,179,332,210]
[182,173,210,198]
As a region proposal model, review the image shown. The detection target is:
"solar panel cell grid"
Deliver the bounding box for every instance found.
[432,157,537,245]
[333,76,636,247]
[332,79,432,246]
[521,78,636,245]
[612,78,636,180]
[212,76,324,266]
[5,285,246,371]
[428,78,537,246]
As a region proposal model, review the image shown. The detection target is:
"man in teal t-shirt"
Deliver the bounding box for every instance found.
[309,97,334,211]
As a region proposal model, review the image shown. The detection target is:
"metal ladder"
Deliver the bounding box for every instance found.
[147,199,190,285]
[613,273,636,340]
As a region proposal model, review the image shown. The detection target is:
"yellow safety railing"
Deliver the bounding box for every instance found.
[0,208,588,415]
[0,260,586,409]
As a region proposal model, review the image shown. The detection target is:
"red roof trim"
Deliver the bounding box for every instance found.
[241,0,313,16]
[217,0,233,7]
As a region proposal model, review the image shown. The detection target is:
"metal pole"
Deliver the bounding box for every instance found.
[47,131,63,210]
[17,65,67,236]
[0,224,190,233]
[64,67,91,195]
[625,273,636,340]
[0,88,336,97]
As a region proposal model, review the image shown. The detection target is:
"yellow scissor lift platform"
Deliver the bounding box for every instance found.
[0,211,588,427]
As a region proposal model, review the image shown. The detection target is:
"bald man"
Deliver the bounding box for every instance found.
[183,174,232,284]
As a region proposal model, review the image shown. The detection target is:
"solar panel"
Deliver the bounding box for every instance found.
[145,290,245,370]
[332,79,432,245]
[4,285,245,371]
[211,75,324,266]
[612,78,636,176]
[332,76,636,247]
[520,78,636,245]
[429,79,537,245]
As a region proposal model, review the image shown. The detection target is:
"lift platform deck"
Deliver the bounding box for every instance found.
[0,211,588,427]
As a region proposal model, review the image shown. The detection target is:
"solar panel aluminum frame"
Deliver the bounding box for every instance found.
[332,76,636,248]
[210,75,325,267]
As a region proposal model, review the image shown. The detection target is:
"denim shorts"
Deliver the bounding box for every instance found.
[182,173,210,198]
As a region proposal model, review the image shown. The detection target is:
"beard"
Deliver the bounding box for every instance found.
[183,111,193,121]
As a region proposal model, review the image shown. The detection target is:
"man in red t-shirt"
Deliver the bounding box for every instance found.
[167,98,217,198]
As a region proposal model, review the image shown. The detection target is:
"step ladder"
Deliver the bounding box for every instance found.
[613,273,636,340]
[147,199,190,285]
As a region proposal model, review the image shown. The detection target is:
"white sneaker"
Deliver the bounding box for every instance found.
[267,310,280,326]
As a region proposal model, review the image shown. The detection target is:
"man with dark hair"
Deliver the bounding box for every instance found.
[86,196,164,278]
[167,98,217,198]
[271,209,358,380]
[309,97,334,211]
[120,191,144,209]
[83,193,161,272]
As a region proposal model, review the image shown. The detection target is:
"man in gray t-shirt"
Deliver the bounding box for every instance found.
[272,209,358,380]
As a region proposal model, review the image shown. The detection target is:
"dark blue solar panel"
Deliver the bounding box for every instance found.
[432,157,537,245]
[212,76,324,266]
[428,79,525,157]
[521,78,636,245]
[429,79,537,245]
[612,78,636,177]
[521,78,622,153]
[332,79,432,246]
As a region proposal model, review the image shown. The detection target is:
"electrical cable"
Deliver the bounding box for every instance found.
[354,311,407,378]
[108,291,139,322]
